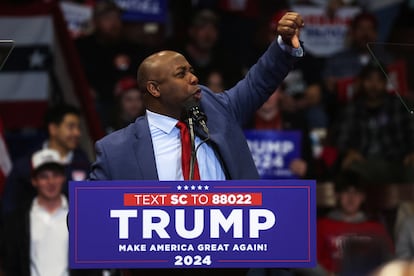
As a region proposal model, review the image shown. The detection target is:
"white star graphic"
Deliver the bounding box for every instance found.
[177,185,182,190]
[191,185,196,190]
[29,49,45,68]
[204,185,209,190]
[184,185,189,190]
[197,185,203,190]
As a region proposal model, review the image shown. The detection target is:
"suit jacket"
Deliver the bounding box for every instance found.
[1,207,30,276]
[90,39,298,181]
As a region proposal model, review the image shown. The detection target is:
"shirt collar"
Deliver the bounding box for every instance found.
[32,195,69,213]
[42,141,74,164]
[146,109,179,134]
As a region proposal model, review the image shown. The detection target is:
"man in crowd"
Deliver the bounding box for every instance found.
[2,104,90,216]
[1,148,103,276]
[2,148,71,276]
[322,11,393,122]
[334,63,414,184]
[317,170,394,275]
[175,9,243,90]
[75,0,148,130]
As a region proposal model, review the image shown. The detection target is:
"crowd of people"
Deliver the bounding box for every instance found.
[1,0,414,275]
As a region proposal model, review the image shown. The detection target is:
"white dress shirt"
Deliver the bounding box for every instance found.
[146,110,226,180]
[30,195,69,276]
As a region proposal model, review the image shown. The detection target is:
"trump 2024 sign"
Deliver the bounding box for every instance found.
[69,180,316,269]
[244,130,302,179]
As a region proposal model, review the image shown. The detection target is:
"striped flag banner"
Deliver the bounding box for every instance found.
[0,2,104,156]
[0,117,12,195]
[0,10,52,129]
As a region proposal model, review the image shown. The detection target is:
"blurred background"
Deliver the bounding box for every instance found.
[2,0,414,275]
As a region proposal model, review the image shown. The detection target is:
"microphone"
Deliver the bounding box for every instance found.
[182,101,209,180]
[184,102,209,135]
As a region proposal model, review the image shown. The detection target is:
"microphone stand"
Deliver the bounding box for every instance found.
[187,117,196,180]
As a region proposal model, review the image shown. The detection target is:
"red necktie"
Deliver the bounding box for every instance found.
[176,121,200,180]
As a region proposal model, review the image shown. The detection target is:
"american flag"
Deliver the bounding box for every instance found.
[0,2,104,156]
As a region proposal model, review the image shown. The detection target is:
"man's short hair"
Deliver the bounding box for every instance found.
[190,9,219,28]
[351,12,378,30]
[358,62,387,82]
[44,104,81,126]
[335,169,366,194]
[93,0,121,20]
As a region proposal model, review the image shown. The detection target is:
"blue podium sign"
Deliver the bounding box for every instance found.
[69,180,316,269]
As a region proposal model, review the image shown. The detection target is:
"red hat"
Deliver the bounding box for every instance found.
[114,76,138,97]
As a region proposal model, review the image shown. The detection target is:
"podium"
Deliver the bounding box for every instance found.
[69,179,316,269]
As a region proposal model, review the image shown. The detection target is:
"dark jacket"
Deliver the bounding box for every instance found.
[1,204,103,276]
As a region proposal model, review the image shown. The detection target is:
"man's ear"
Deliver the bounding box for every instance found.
[147,81,161,97]
[31,176,38,189]
[48,123,58,137]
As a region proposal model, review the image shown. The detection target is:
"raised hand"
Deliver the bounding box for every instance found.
[277,12,304,48]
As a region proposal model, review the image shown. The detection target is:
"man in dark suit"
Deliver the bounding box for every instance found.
[90,12,304,181]
[89,11,304,276]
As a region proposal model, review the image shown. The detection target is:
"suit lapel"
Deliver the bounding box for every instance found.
[132,117,159,180]
[204,119,234,179]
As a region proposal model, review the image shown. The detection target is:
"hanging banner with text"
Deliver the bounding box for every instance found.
[244,130,302,179]
[114,0,167,22]
[69,180,316,269]
[291,5,361,57]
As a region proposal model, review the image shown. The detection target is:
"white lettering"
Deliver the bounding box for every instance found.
[175,209,204,238]
[142,209,170,239]
[210,209,243,238]
[170,194,188,205]
[247,140,294,154]
[110,208,276,239]
[119,244,147,252]
[232,243,268,251]
[110,209,138,239]
[197,243,230,251]
[149,243,195,251]
[249,209,276,238]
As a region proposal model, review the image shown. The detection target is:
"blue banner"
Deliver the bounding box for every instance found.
[114,0,167,22]
[69,180,316,269]
[244,130,302,179]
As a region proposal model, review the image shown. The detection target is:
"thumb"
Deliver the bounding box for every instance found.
[291,29,300,48]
